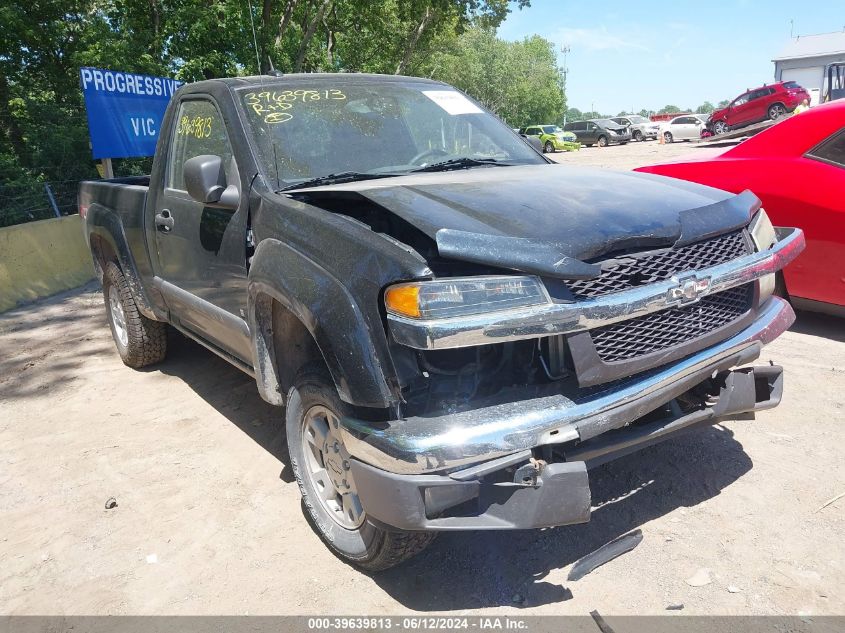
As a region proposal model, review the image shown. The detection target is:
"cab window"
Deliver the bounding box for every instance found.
[167,99,234,192]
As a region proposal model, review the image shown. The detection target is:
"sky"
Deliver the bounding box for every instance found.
[497,0,845,115]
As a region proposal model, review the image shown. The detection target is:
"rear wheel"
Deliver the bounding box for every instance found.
[597,135,608,147]
[102,261,167,368]
[768,103,787,120]
[286,366,436,571]
[663,131,674,143]
[544,140,555,153]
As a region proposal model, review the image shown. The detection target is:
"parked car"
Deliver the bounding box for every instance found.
[611,115,660,141]
[708,81,810,135]
[521,124,581,152]
[563,119,631,146]
[637,99,843,315]
[79,73,802,571]
[515,128,544,152]
[659,114,706,143]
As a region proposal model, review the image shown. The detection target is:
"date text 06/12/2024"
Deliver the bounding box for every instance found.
[307,618,528,630]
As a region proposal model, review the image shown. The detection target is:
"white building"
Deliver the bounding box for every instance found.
[772,31,845,104]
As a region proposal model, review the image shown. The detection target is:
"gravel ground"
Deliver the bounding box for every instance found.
[1,141,843,615]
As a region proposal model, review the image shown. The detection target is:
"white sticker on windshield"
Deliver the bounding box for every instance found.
[422,90,483,115]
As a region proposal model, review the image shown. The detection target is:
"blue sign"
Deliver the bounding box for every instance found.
[80,67,183,159]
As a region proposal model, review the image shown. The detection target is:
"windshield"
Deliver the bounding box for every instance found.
[542,125,562,134]
[627,115,648,124]
[594,119,618,127]
[237,81,544,189]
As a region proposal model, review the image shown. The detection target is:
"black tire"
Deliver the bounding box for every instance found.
[713,120,729,135]
[619,141,628,145]
[102,261,167,368]
[286,365,436,571]
[544,140,555,153]
[663,131,673,143]
[768,102,787,121]
[597,135,608,147]
[585,143,594,147]
[633,130,644,142]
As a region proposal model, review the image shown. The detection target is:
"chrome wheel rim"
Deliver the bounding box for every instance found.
[301,405,364,529]
[771,105,785,119]
[108,285,129,348]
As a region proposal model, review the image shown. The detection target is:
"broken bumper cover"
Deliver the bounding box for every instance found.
[341,296,795,477]
[350,360,786,531]
[387,227,804,350]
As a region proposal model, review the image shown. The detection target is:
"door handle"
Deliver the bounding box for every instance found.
[155,209,174,232]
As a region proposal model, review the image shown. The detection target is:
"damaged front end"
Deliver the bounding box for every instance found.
[337,200,802,531]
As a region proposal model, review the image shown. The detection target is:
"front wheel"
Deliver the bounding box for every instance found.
[633,130,644,142]
[103,261,167,368]
[544,140,555,153]
[713,120,729,135]
[663,131,673,143]
[286,366,436,571]
[597,135,608,147]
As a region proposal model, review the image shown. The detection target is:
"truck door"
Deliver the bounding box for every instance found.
[153,96,253,363]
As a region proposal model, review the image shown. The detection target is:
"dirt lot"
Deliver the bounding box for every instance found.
[1,141,843,616]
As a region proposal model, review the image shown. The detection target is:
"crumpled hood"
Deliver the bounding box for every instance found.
[296,164,758,278]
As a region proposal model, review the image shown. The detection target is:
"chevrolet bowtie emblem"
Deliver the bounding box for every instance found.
[667,275,711,306]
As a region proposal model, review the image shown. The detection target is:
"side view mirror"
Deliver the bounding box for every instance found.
[184,155,239,209]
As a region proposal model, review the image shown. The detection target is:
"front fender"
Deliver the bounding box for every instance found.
[247,238,395,409]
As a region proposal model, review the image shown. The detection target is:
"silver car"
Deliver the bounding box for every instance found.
[611,115,660,141]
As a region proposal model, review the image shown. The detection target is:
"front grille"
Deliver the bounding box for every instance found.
[566,231,750,299]
[590,285,753,363]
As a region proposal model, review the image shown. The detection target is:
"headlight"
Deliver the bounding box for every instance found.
[749,209,777,300]
[384,276,549,319]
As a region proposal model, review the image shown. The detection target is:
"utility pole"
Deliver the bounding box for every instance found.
[560,44,570,126]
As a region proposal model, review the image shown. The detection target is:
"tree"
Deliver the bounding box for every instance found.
[0,0,533,195]
[695,101,715,114]
[717,99,731,108]
[424,27,565,128]
[657,105,682,115]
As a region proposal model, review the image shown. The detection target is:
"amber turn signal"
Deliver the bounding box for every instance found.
[384,285,421,318]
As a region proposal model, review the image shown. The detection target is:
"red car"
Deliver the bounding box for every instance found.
[636,100,845,316]
[708,81,810,134]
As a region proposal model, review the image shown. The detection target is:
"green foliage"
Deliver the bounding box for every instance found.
[424,27,565,128]
[695,101,715,114]
[0,0,543,204]
[657,104,682,114]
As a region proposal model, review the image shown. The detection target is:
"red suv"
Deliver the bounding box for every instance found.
[708,81,810,134]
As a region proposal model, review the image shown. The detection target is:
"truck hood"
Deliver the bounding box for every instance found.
[293,164,758,279]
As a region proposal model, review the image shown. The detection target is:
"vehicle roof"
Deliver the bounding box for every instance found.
[180,73,446,93]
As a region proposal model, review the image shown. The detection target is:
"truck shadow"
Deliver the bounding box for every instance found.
[154,332,295,482]
[157,331,754,610]
[370,424,751,610]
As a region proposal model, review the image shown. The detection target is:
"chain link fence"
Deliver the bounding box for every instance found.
[0,180,84,228]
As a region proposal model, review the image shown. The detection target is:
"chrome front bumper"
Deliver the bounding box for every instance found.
[388,227,804,350]
[342,296,796,475]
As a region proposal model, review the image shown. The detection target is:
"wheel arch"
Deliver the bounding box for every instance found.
[247,239,396,410]
[85,205,161,320]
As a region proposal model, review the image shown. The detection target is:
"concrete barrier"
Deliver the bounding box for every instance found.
[0,215,95,313]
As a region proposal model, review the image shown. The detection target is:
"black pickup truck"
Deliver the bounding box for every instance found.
[80,73,804,570]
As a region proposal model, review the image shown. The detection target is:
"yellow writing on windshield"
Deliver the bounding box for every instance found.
[244,89,347,124]
[176,115,212,138]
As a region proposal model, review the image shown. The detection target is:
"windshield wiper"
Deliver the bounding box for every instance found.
[277,171,401,192]
[409,157,514,173]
